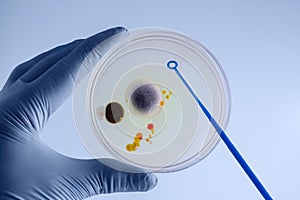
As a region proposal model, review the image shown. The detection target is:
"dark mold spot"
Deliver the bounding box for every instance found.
[105,102,124,124]
[130,84,158,113]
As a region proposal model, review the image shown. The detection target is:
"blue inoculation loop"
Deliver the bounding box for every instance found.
[166,60,273,200]
[167,60,178,70]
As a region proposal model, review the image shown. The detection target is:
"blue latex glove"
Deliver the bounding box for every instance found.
[0,27,157,199]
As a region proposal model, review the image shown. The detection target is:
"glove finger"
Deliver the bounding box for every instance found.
[3,39,83,88]
[19,40,83,83]
[60,158,157,198]
[41,27,127,85]
[31,27,127,113]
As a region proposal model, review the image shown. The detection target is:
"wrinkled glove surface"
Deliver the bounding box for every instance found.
[0,27,157,200]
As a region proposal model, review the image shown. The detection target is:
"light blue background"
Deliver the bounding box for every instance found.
[1,1,299,199]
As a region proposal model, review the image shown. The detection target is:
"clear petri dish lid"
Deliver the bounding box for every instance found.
[73,28,231,173]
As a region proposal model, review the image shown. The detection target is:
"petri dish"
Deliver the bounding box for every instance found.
[73,28,231,173]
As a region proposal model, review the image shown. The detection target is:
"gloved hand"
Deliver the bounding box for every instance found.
[0,27,157,200]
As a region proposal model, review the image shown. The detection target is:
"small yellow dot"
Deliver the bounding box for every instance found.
[132,142,138,150]
[169,91,173,95]
[160,101,164,106]
[134,136,140,142]
[166,95,170,100]
[133,141,140,147]
[162,90,167,94]
[126,144,133,152]
[146,138,150,142]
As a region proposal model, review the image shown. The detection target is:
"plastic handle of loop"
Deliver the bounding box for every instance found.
[167,60,272,200]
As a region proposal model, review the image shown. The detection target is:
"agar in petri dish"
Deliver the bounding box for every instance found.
[73,28,231,173]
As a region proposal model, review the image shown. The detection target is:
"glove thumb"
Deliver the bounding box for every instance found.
[60,157,158,199]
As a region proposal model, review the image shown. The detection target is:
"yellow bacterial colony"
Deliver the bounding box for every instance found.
[125,88,173,152]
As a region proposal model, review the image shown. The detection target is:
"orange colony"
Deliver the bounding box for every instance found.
[136,133,143,140]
